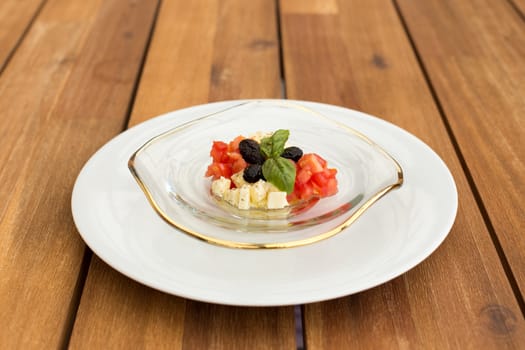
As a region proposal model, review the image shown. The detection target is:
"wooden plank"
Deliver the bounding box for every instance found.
[281,0,338,14]
[0,0,158,347]
[510,0,525,16]
[280,0,525,348]
[71,257,295,349]
[0,0,45,71]
[397,0,525,297]
[69,0,294,349]
[129,0,281,125]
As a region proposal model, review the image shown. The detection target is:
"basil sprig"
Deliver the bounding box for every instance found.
[260,130,296,193]
[260,129,289,158]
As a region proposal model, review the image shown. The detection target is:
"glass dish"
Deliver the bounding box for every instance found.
[128,100,403,249]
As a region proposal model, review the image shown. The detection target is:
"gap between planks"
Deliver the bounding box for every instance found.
[58,1,164,348]
[275,0,287,99]
[507,0,525,21]
[0,0,48,75]
[59,248,93,350]
[391,0,525,318]
[121,0,163,131]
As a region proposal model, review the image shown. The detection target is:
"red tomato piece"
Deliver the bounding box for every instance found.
[324,178,338,196]
[290,153,338,202]
[206,135,247,180]
[210,141,229,163]
[232,158,247,174]
[311,172,328,188]
[205,162,232,180]
[313,153,327,168]
[326,168,337,178]
[227,151,243,162]
[298,153,324,173]
[228,135,245,152]
[298,182,314,200]
[296,168,312,184]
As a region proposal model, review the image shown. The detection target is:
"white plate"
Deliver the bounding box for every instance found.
[72,100,457,306]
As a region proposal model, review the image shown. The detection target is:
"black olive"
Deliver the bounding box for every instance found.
[243,164,265,183]
[281,146,303,162]
[239,139,265,164]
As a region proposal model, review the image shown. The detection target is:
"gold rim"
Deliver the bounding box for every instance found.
[128,101,404,249]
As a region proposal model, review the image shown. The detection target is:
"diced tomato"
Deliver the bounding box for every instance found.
[289,152,338,202]
[205,162,232,180]
[298,153,324,173]
[314,153,327,167]
[311,172,328,187]
[228,135,245,152]
[227,151,243,162]
[210,141,229,163]
[324,178,338,196]
[296,168,312,184]
[327,168,337,177]
[232,158,247,174]
[206,135,248,180]
[293,182,313,200]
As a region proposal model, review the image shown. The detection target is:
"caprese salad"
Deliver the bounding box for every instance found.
[205,129,338,210]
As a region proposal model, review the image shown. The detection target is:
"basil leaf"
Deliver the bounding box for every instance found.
[260,137,272,159]
[259,129,290,159]
[270,129,289,157]
[262,157,296,194]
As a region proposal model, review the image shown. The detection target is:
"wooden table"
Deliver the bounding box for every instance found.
[1,0,524,348]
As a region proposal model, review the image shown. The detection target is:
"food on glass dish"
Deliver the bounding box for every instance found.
[205,129,338,210]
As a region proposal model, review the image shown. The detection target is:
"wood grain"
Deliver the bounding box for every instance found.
[69,1,294,349]
[397,0,525,297]
[0,0,158,347]
[0,0,45,71]
[281,0,338,14]
[129,0,281,125]
[71,257,295,349]
[280,0,525,348]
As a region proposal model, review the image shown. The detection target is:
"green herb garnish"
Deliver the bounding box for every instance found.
[260,129,296,193]
[260,129,289,158]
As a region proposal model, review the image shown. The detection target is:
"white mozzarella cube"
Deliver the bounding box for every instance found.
[224,188,240,207]
[264,181,280,193]
[211,177,231,198]
[238,185,251,210]
[231,171,248,188]
[250,180,267,203]
[267,191,289,209]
